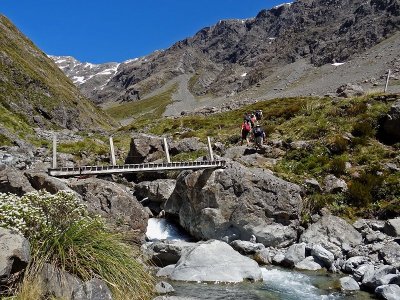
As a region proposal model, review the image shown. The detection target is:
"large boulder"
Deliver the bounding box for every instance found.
[167,240,262,283]
[0,165,35,196]
[299,214,362,257]
[0,228,31,285]
[169,138,206,155]
[68,178,148,240]
[375,284,400,300]
[125,133,165,164]
[164,159,302,247]
[383,218,400,237]
[134,179,176,203]
[25,171,75,195]
[362,265,396,291]
[282,243,306,267]
[72,278,113,300]
[340,276,360,291]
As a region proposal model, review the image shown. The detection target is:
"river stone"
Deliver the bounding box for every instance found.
[68,177,148,240]
[311,244,334,268]
[164,159,302,247]
[383,219,400,237]
[375,284,400,300]
[254,249,273,265]
[155,281,175,295]
[283,243,306,267]
[353,264,374,282]
[343,256,369,273]
[72,278,112,300]
[379,241,400,268]
[272,253,285,265]
[142,240,196,267]
[376,274,400,287]
[340,276,360,291]
[295,256,323,271]
[0,228,31,284]
[362,265,396,291]
[299,214,362,257]
[169,240,262,283]
[157,265,176,277]
[230,240,265,255]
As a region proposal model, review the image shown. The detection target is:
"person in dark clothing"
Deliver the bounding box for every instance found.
[253,123,265,149]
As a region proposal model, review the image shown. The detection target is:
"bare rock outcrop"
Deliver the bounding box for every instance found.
[164,159,302,247]
[68,178,148,241]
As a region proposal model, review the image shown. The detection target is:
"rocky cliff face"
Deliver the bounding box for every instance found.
[53,0,400,104]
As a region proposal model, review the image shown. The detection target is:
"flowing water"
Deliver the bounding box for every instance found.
[145,219,374,300]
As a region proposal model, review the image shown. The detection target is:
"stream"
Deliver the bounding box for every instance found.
[146,218,374,300]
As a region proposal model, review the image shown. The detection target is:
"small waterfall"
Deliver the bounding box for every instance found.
[145,218,192,241]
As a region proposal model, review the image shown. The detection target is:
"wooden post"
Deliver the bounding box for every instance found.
[163,138,171,163]
[109,136,116,166]
[384,69,391,93]
[52,134,57,169]
[207,136,214,161]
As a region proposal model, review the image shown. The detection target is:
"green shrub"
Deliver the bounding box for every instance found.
[347,171,384,207]
[330,156,347,176]
[351,119,375,137]
[346,102,368,116]
[328,135,349,154]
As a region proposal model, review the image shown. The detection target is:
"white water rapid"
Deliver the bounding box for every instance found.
[145,218,192,241]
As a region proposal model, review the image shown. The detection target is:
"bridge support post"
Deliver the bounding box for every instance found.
[52,134,57,169]
[109,137,116,166]
[384,69,391,93]
[207,136,214,161]
[163,138,171,163]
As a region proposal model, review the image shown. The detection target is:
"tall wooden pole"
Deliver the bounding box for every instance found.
[163,138,171,163]
[384,69,391,93]
[52,134,57,169]
[109,136,116,166]
[207,136,214,161]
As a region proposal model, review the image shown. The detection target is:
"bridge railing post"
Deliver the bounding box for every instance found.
[384,69,391,93]
[109,136,116,166]
[207,136,214,161]
[52,134,57,169]
[163,137,171,163]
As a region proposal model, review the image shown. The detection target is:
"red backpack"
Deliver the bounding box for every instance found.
[243,121,251,132]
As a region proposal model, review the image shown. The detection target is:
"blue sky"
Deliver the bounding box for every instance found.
[1,1,284,64]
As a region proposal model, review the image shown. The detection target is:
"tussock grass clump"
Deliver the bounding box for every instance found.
[0,191,154,300]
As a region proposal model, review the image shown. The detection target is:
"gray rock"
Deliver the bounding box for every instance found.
[40,263,83,300]
[254,249,273,265]
[303,178,322,193]
[169,138,206,155]
[68,178,148,241]
[384,219,400,237]
[353,264,374,282]
[164,159,302,247]
[344,256,369,273]
[295,256,323,271]
[0,165,35,196]
[311,244,335,268]
[340,276,360,291]
[299,214,362,257]
[0,228,31,283]
[155,281,175,295]
[376,274,400,287]
[72,278,113,300]
[156,265,176,277]
[135,179,176,203]
[336,83,364,98]
[323,174,348,193]
[272,253,285,265]
[375,284,400,300]
[283,243,306,267]
[169,240,262,282]
[230,240,265,255]
[362,265,396,291]
[125,134,165,164]
[142,240,196,267]
[379,241,400,268]
[25,171,76,195]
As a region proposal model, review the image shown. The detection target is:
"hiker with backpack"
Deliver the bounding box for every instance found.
[253,123,265,149]
[241,119,252,146]
[255,110,263,121]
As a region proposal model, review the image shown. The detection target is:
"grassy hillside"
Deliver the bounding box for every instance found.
[111,93,399,220]
[0,15,115,144]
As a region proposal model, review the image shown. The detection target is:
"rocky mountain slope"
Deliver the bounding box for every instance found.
[0,15,115,146]
[52,0,400,112]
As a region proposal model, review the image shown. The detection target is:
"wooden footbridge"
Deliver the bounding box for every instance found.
[48,136,226,178]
